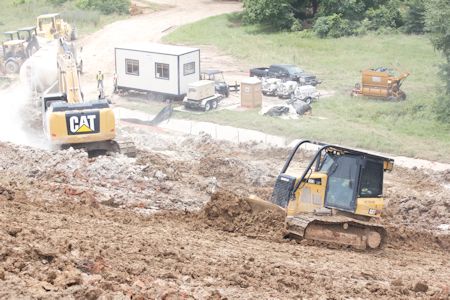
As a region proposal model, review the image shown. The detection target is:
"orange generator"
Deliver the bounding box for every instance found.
[351,67,409,101]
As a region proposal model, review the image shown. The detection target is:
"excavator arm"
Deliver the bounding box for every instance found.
[56,38,83,103]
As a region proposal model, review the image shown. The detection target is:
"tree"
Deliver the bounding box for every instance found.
[243,0,295,29]
[425,0,450,122]
[404,0,426,34]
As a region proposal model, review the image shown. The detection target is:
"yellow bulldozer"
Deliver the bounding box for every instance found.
[42,39,135,157]
[351,67,410,101]
[248,140,394,250]
[36,13,77,41]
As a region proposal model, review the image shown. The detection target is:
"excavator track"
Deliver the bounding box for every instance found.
[286,215,386,250]
[112,139,137,158]
[66,139,137,158]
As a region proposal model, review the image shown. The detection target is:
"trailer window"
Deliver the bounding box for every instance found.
[183,62,195,76]
[155,63,169,80]
[125,59,139,76]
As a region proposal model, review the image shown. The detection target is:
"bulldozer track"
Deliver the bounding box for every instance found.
[287,215,387,250]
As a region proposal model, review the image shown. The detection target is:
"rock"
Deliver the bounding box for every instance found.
[391,278,403,286]
[154,170,168,181]
[413,281,429,293]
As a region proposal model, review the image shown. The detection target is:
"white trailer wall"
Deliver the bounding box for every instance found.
[115,45,200,97]
[179,50,200,95]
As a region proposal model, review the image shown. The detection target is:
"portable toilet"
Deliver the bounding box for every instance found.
[240,77,262,108]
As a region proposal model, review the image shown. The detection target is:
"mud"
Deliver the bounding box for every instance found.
[201,190,286,241]
[0,135,449,299]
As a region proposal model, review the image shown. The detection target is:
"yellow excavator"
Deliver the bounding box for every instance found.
[249,140,394,250]
[42,39,135,157]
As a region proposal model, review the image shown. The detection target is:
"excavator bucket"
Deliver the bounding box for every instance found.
[120,103,173,126]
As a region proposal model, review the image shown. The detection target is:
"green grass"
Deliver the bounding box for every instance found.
[0,0,126,39]
[162,14,450,162]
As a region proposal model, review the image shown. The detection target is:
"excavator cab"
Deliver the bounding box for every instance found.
[270,140,394,249]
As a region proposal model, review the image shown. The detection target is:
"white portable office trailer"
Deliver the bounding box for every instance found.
[115,43,200,99]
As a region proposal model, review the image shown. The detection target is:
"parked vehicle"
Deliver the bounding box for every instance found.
[261,77,281,96]
[250,64,320,86]
[289,85,319,105]
[351,67,409,101]
[277,80,298,99]
[1,27,40,74]
[36,13,77,41]
[201,69,230,97]
[183,80,224,111]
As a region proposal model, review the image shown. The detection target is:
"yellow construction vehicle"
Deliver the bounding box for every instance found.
[42,39,135,157]
[36,13,77,41]
[351,67,409,101]
[249,140,394,250]
[1,27,40,74]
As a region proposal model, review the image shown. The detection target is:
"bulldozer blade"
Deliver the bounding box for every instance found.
[245,195,286,215]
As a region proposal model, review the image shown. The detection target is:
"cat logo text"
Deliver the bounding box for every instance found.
[65,112,100,135]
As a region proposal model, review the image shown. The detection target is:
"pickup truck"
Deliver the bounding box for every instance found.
[250,64,320,86]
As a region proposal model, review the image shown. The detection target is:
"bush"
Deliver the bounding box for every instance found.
[243,0,295,30]
[365,2,403,31]
[75,0,130,15]
[403,0,426,34]
[313,14,355,38]
[290,19,303,32]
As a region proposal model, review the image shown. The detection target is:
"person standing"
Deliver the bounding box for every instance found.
[96,70,104,90]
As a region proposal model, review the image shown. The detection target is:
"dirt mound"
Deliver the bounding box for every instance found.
[386,225,450,251]
[201,190,286,241]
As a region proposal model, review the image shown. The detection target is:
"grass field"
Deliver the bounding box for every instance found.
[163,14,450,162]
[0,0,125,38]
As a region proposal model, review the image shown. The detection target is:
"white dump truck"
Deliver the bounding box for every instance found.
[183,80,224,111]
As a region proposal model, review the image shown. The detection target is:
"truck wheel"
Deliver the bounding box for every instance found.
[5,61,19,74]
[211,100,218,109]
[204,101,211,111]
[304,97,312,105]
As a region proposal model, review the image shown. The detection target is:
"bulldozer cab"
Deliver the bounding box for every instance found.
[318,150,385,212]
[271,141,394,217]
[37,13,61,36]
